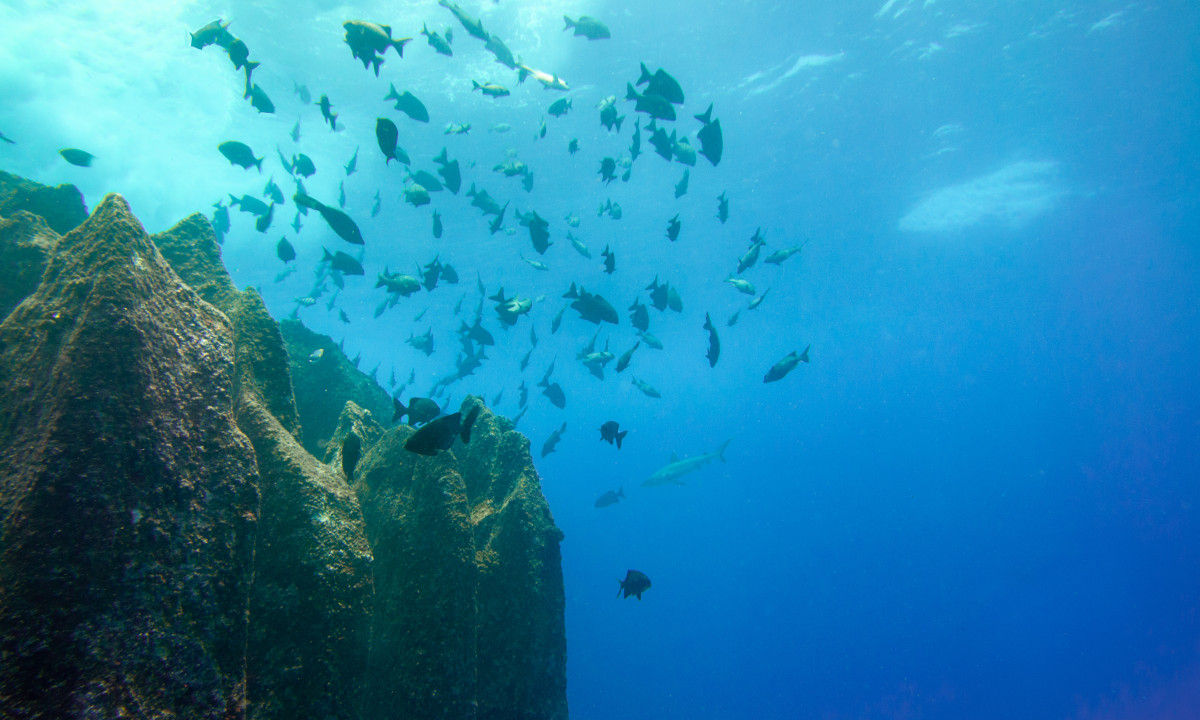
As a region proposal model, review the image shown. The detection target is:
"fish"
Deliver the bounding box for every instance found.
[245,82,274,113]
[255,203,276,232]
[517,64,570,91]
[432,211,443,238]
[229,193,270,216]
[494,159,529,177]
[625,83,676,121]
[717,192,729,223]
[190,19,234,49]
[764,244,804,265]
[293,153,317,177]
[737,230,766,273]
[580,351,614,380]
[211,202,231,240]
[277,147,295,176]
[643,440,730,487]
[376,268,421,296]
[438,0,488,41]
[317,94,338,130]
[375,118,405,164]
[628,300,649,332]
[338,181,346,209]
[632,377,661,398]
[694,104,724,166]
[263,177,284,205]
[489,202,509,235]
[298,192,365,244]
[648,122,673,159]
[294,82,311,104]
[393,396,441,426]
[666,214,681,241]
[459,318,494,347]
[598,157,618,185]
[0,130,15,144]
[598,97,624,132]
[564,283,618,325]
[484,34,517,68]
[638,332,664,350]
[548,97,572,117]
[404,404,482,456]
[568,138,580,154]
[218,141,261,171]
[472,81,510,98]
[291,212,302,233]
[672,134,698,166]
[225,38,256,73]
[727,309,741,327]
[541,422,567,457]
[434,148,462,193]
[495,296,532,326]
[385,84,430,123]
[599,421,627,448]
[276,237,296,263]
[564,212,581,228]
[522,171,534,192]
[444,122,471,135]
[703,313,720,368]
[489,123,512,133]
[371,191,381,217]
[763,347,810,383]
[563,15,610,40]
[541,382,566,409]
[421,23,453,56]
[338,309,351,324]
[629,118,642,161]
[322,248,364,275]
[636,63,685,105]
[524,211,552,254]
[618,570,651,600]
[404,183,431,207]
[343,20,410,76]
[551,306,566,334]
[601,245,615,274]
[594,488,625,508]
[406,328,435,357]
[340,432,362,480]
[568,232,591,258]
[726,277,756,295]
[521,254,550,272]
[748,289,770,310]
[344,147,359,176]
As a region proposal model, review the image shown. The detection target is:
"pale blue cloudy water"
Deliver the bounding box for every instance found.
[1,1,1198,717]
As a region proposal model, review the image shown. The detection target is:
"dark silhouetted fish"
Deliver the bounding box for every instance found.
[763,346,810,383]
[0,130,15,144]
[542,382,566,409]
[548,97,572,117]
[404,183,430,207]
[629,118,642,161]
[484,34,516,68]
[343,20,410,76]
[598,156,617,184]
[636,63,685,104]
[322,248,364,275]
[293,153,316,177]
[439,0,488,41]
[748,288,769,310]
[404,404,481,456]
[229,193,270,216]
[433,147,462,193]
[563,15,610,39]
[599,421,627,448]
[298,192,365,244]
[343,146,359,176]
[211,202,230,241]
[568,138,580,154]
[219,141,261,170]
[294,82,311,104]
[375,118,404,164]
[276,237,295,263]
[694,104,723,166]
[598,96,624,132]
[666,214,681,241]
[703,313,720,367]
[385,84,429,122]
[632,377,661,398]
[764,244,804,265]
[594,488,624,508]
[422,23,453,56]
[551,306,566,334]
[628,300,649,332]
[255,203,275,232]
[648,122,673,159]
[406,328,435,357]
[738,230,766,273]
[601,245,615,274]
[432,210,443,238]
[618,570,651,599]
[541,421,567,457]
[393,395,440,425]
[717,191,729,223]
[245,82,274,113]
[625,82,675,121]
[564,283,618,324]
[317,94,338,130]
[190,19,234,49]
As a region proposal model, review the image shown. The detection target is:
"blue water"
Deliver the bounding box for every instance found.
[2,1,1198,718]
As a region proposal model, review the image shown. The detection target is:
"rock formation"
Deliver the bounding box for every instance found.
[0,173,567,720]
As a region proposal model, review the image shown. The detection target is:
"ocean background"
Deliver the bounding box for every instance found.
[2,0,1198,718]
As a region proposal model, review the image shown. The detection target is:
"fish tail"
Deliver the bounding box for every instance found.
[616,431,627,449]
[472,79,482,91]
[625,82,639,101]
[255,156,263,173]
[615,115,625,133]
[393,38,410,57]
[717,439,731,462]
[799,344,811,363]
[563,15,575,30]
[694,103,714,125]
[638,62,653,86]
[517,66,529,83]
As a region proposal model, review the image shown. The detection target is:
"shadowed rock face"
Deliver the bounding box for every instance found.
[0,169,88,235]
[0,174,566,720]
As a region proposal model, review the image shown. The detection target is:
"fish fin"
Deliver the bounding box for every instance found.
[625,82,639,101]
[615,115,625,132]
[616,431,627,449]
[517,66,529,83]
[717,439,731,462]
[799,345,810,363]
[638,62,653,86]
[694,103,714,124]
[563,15,575,30]
[393,38,410,57]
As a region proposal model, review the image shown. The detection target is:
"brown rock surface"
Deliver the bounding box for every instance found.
[0,169,88,235]
[0,210,59,318]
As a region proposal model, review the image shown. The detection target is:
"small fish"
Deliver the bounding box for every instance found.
[338,181,346,209]
[568,138,580,155]
[563,15,610,40]
[594,488,625,508]
[404,404,481,456]
[292,153,316,177]
[598,97,624,133]
[245,82,275,114]
[211,202,231,240]
[599,421,627,448]
[404,183,431,207]
[371,191,381,217]
[263,177,284,205]
[568,232,591,258]
[737,230,766,273]
[308,348,324,362]
[703,313,720,368]
[694,104,724,166]
[601,245,615,274]
[189,19,234,49]
[618,570,651,600]
[674,169,689,198]
[343,20,410,76]
[338,309,351,324]
[638,332,663,350]
[219,141,261,171]
[666,214,681,241]
[406,329,436,357]
[636,64,685,105]
[317,94,338,130]
[276,237,296,263]
[726,277,756,295]
[551,306,565,334]
[345,146,359,176]
[472,81,510,98]
[522,254,550,271]
[632,377,661,398]
[763,347,810,383]
[616,342,638,373]
[548,97,572,117]
[444,122,472,135]
[229,193,270,216]
[421,23,453,56]
[541,421,567,458]
[629,118,642,161]
[748,289,770,310]
[432,210,443,238]
[484,34,517,69]
[393,396,441,426]
[439,0,489,41]
[628,300,649,332]
[375,118,406,165]
[490,123,512,133]
[717,192,729,223]
[434,147,462,193]
[727,309,741,327]
[376,268,421,296]
[322,248,364,275]
[541,382,566,409]
[625,82,675,121]
[294,82,311,104]
[385,84,430,123]
[764,244,805,265]
[598,156,618,184]
[517,63,570,91]
[255,203,276,232]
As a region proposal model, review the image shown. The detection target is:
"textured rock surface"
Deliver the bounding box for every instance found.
[354,398,568,720]
[281,318,394,456]
[0,174,567,720]
[0,169,88,235]
[0,194,259,718]
[0,210,59,318]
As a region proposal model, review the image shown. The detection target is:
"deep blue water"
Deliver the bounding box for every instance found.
[1,1,1198,718]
